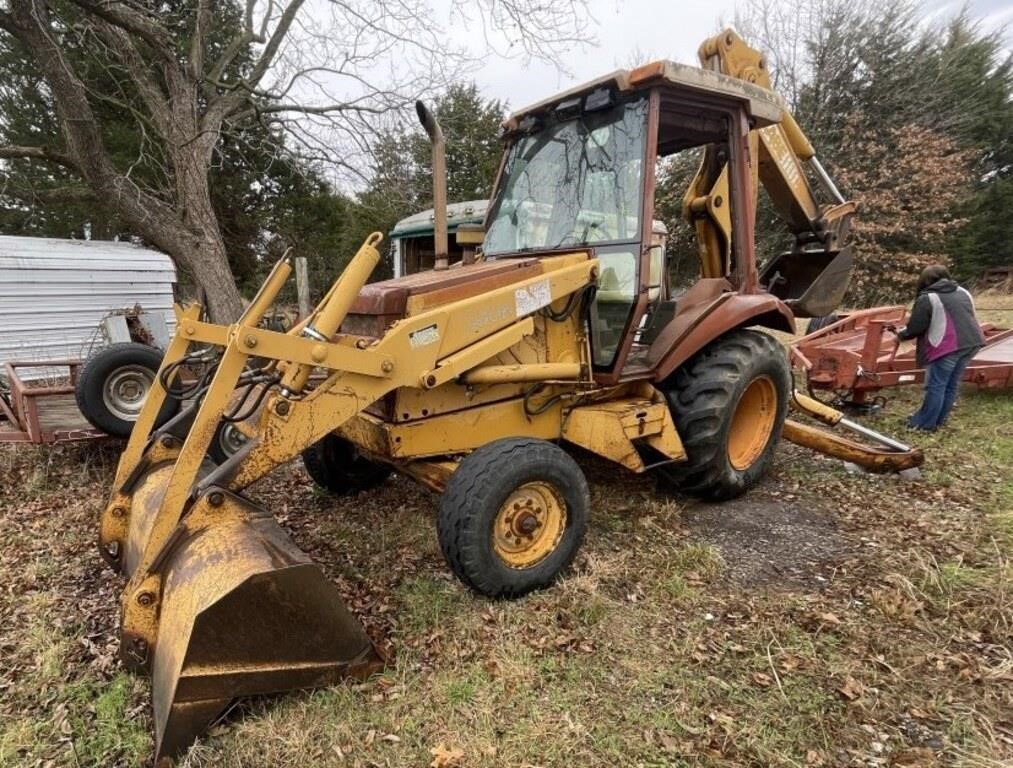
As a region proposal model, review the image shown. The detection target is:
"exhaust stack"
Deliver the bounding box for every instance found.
[416,100,448,271]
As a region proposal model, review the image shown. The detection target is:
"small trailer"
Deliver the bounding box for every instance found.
[791,305,1013,406]
[0,236,176,444]
[0,359,104,443]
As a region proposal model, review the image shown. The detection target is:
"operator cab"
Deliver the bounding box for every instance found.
[481,62,783,384]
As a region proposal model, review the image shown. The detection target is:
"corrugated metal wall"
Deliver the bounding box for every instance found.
[0,236,176,378]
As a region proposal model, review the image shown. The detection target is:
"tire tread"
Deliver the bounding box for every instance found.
[438,438,589,598]
[74,342,177,436]
[660,330,789,500]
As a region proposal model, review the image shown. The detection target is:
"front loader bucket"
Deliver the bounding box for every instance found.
[94,241,394,762]
[118,481,381,764]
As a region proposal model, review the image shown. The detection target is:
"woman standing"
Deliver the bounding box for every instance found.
[894,265,984,432]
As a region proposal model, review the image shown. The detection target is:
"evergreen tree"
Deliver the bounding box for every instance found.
[736,0,1013,301]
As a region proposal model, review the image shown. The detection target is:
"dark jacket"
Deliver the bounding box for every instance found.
[898,279,984,366]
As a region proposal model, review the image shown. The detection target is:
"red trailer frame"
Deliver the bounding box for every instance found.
[791,306,1013,405]
[0,360,107,444]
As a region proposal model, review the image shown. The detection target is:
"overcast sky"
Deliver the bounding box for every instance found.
[458,0,1012,112]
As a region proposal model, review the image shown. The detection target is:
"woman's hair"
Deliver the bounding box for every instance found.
[917,264,951,293]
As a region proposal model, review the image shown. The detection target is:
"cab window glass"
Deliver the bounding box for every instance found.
[484,98,648,255]
[589,248,638,366]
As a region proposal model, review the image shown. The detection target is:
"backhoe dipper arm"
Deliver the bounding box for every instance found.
[686,29,856,280]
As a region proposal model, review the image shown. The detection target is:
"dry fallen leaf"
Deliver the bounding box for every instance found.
[837,676,865,701]
[752,671,773,687]
[658,732,678,751]
[430,742,465,768]
[890,747,937,766]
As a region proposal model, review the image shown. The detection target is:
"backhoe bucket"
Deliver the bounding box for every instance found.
[115,471,381,764]
[760,246,854,318]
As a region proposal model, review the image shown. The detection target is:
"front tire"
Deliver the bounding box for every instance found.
[437,438,590,598]
[301,434,391,495]
[660,330,789,501]
[208,421,249,464]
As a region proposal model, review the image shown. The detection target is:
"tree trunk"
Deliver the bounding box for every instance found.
[160,91,249,324]
[101,169,244,324]
[166,194,246,324]
[165,97,245,323]
[2,0,246,324]
[178,235,245,322]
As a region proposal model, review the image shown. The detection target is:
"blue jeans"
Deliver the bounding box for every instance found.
[908,349,976,431]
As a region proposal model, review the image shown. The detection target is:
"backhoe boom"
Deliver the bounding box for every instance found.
[686,30,856,316]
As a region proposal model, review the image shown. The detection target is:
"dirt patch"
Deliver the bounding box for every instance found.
[683,493,852,589]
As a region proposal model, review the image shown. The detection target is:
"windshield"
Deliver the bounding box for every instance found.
[484,98,648,255]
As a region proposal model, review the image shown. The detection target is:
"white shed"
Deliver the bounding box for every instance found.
[0,236,176,376]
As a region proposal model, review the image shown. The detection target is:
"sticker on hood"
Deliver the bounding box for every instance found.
[409,324,440,349]
[515,279,551,317]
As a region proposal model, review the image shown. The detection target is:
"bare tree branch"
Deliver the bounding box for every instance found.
[228,0,305,97]
[206,0,266,89]
[63,0,175,62]
[189,0,214,82]
[0,144,78,169]
[15,184,98,203]
[88,20,172,136]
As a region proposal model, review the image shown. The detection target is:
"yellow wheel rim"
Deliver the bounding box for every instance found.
[492,482,567,569]
[727,375,778,471]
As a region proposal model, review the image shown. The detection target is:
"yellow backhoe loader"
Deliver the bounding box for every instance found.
[97,30,922,763]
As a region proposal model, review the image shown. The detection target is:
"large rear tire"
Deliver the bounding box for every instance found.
[75,342,179,437]
[301,434,391,495]
[437,438,589,598]
[660,330,789,501]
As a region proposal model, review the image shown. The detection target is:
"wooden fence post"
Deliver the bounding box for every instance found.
[295,257,311,319]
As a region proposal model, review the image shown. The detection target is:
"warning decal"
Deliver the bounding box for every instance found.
[514,279,552,317]
[409,324,440,349]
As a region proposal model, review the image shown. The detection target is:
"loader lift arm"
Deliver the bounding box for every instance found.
[685,30,856,316]
[100,237,602,762]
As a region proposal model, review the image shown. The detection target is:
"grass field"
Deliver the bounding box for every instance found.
[1,298,1010,768]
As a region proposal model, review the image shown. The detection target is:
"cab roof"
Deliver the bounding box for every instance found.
[503,60,783,132]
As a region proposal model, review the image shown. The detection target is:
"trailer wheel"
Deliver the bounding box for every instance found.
[660,330,789,501]
[437,437,589,598]
[75,342,179,437]
[805,313,839,334]
[301,434,391,495]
